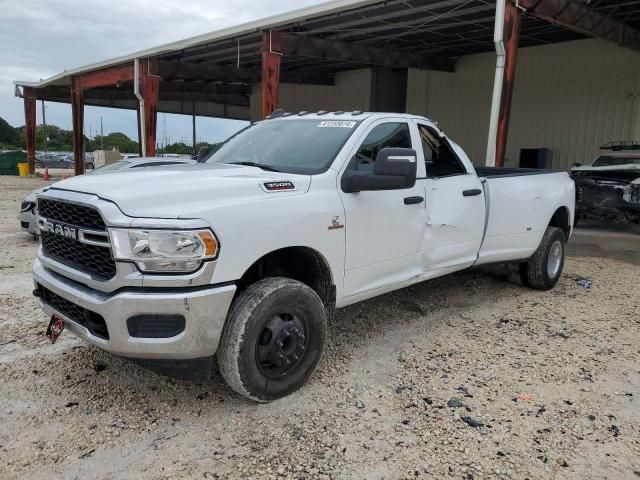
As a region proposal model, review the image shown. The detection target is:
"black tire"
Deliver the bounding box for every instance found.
[523,226,566,290]
[217,277,327,402]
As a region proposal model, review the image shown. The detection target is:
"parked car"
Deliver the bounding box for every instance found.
[19,187,49,237]
[85,153,144,170]
[20,159,195,236]
[87,157,196,174]
[32,112,575,402]
[571,142,640,225]
[35,152,73,169]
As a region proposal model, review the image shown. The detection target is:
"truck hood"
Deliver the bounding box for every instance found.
[49,163,311,218]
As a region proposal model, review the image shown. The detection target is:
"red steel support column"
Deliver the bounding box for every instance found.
[140,60,159,157]
[71,77,85,175]
[23,87,37,175]
[496,2,522,168]
[262,31,281,118]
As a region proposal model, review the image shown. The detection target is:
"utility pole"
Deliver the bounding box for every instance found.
[41,100,48,153]
[100,116,104,150]
[163,113,167,157]
[192,102,197,157]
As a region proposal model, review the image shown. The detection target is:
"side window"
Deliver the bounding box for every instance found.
[352,122,412,172]
[418,125,466,178]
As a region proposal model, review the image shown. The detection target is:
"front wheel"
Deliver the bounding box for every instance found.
[217,277,327,402]
[523,226,566,290]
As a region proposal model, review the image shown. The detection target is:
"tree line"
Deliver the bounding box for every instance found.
[0,116,218,155]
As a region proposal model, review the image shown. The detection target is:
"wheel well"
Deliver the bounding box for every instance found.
[236,247,336,311]
[549,207,571,238]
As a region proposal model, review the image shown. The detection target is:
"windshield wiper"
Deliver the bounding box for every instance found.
[228,161,281,172]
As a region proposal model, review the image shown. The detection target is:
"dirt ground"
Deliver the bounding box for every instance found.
[0,175,638,480]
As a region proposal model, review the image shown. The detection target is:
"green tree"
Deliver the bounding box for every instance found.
[161,141,219,157]
[86,132,139,153]
[16,124,77,151]
[0,117,20,148]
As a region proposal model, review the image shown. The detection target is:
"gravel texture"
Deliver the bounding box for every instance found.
[0,175,639,480]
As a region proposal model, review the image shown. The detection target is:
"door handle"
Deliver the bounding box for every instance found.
[404,196,424,205]
[463,189,482,197]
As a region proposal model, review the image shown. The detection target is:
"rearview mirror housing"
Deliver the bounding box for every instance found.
[342,147,418,193]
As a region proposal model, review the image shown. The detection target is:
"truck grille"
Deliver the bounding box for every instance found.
[38,285,109,340]
[38,198,106,230]
[41,232,117,280]
[38,198,117,280]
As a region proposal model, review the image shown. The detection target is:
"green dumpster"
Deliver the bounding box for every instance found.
[0,150,28,175]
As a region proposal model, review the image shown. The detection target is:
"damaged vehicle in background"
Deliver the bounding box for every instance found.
[571,142,640,225]
[20,158,197,237]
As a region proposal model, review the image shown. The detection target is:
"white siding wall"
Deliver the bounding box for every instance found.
[407,39,640,170]
[250,69,372,121]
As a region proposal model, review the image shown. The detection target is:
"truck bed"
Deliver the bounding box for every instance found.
[475,167,555,178]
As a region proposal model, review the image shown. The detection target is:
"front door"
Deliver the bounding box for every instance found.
[416,123,486,273]
[339,120,427,298]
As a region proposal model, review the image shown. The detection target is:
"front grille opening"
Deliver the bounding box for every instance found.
[38,198,106,230]
[41,232,117,280]
[38,285,109,340]
[127,315,186,339]
[37,198,117,281]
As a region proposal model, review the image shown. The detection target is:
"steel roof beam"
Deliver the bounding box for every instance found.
[156,59,336,85]
[308,0,470,35]
[157,60,257,83]
[518,0,640,51]
[77,65,135,90]
[269,31,455,72]
[328,3,496,42]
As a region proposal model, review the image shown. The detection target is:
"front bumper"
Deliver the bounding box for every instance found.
[33,259,236,360]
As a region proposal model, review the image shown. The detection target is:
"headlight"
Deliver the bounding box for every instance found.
[21,201,35,212]
[110,229,218,273]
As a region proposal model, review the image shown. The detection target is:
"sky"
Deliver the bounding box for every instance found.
[0,0,326,144]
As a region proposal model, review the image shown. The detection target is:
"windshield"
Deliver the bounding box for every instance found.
[205,119,359,174]
[593,155,640,167]
[89,161,131,174]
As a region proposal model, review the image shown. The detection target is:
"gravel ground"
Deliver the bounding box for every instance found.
[0,175,638,480]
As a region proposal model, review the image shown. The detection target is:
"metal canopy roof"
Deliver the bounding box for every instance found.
[14,0,640,119]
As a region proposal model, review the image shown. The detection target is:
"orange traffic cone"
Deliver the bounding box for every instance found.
[43,166,50,181]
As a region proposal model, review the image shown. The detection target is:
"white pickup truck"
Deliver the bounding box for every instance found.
[32,112,575,401]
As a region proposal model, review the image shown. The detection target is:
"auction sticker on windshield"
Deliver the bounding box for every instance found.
[318,121,357,128]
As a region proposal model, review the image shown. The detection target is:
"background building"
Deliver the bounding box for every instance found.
[14,0,640,174]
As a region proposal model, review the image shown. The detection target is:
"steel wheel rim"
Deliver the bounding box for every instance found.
[256,312,306,379]
[547,240,563,278]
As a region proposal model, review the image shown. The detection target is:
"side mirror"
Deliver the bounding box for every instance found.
[571,162,582,168]
[196,146,211,163]
[342,148,418,193]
